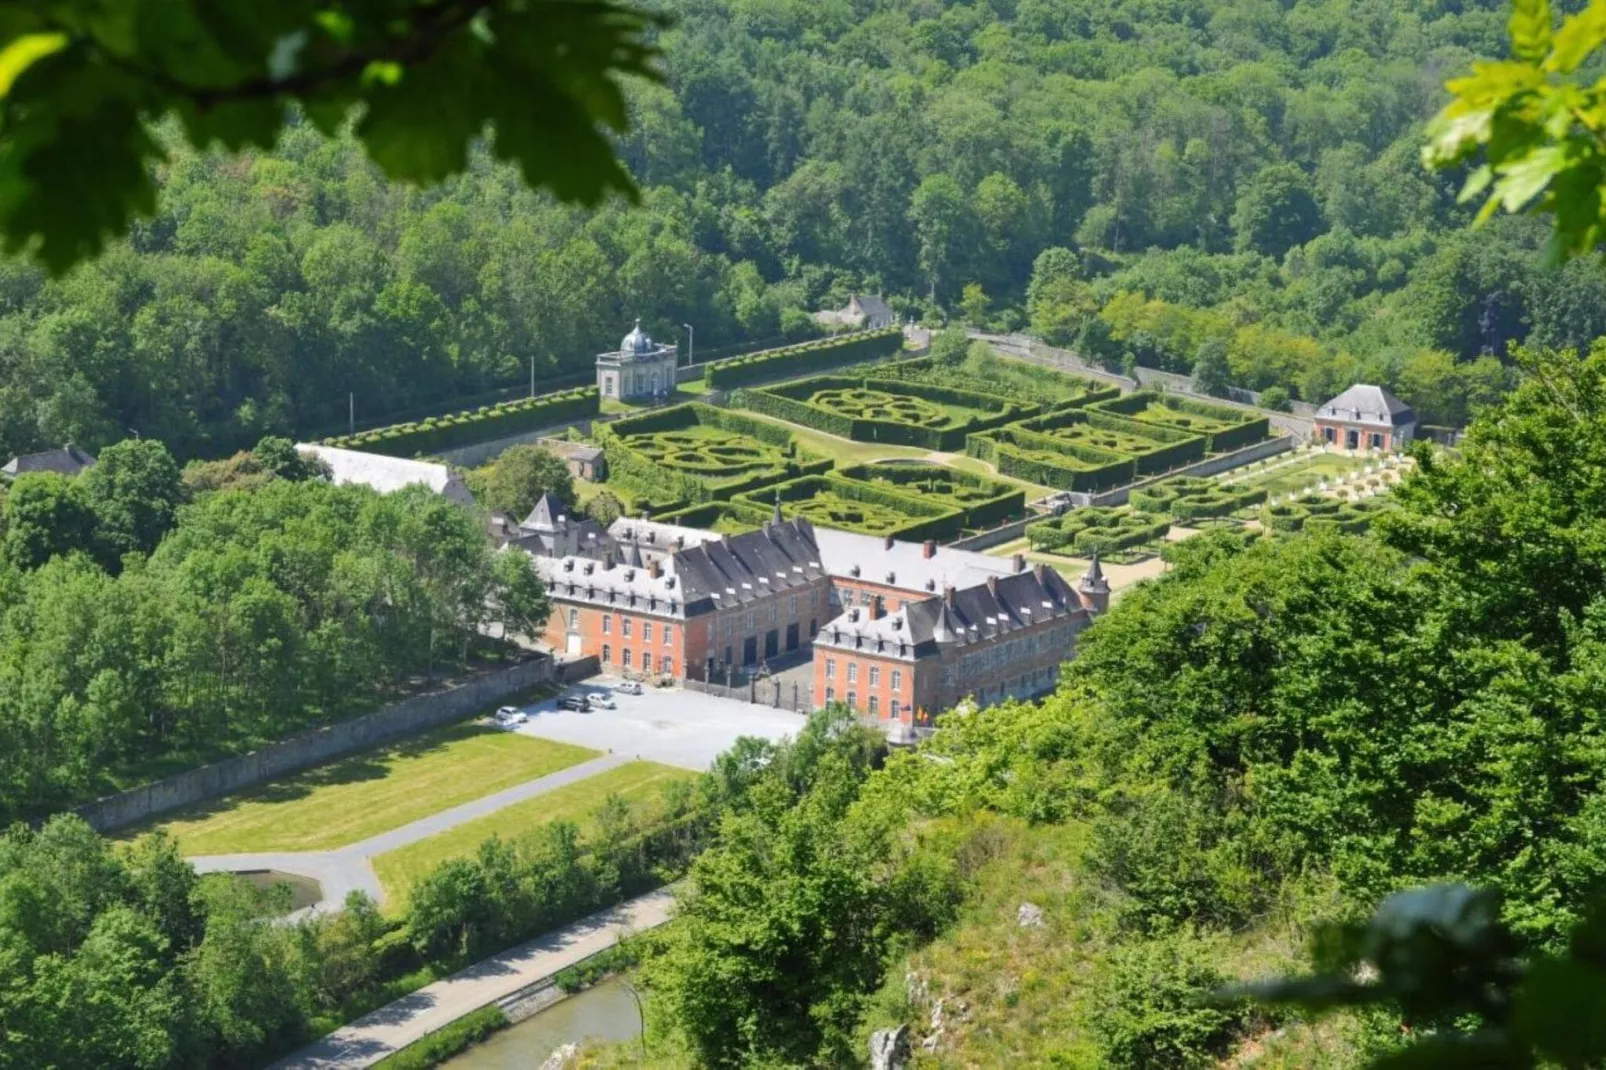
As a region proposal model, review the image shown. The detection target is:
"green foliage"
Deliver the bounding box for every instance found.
[79,438,185,561]
[834,462,1026,529]
[647,707,962,1068]
[1424,0,1606,262]
[0,467,539,823]
[741,375,1035,451]
[1092,392,1271,454]
[1258,385,1293,412]
[596,402,827,504]
[0,1,664,274]
[0,470,96,569]
[1094,932,1252,1069]
[1129,476,1267,521]
[554,937,647,993]
[735,474,965,540]
[475,445,576,519]
[371,1006,509,1070]
[1027,507,1171,556]
[327,388,599,458]
[702,328,902,388]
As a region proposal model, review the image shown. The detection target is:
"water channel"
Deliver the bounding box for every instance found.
[441,980,644,1068]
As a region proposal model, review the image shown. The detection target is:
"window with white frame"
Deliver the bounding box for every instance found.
[826,658,836,679]
[869,666,880,687]
[663,624,673,645]
[622,649,633,667]
[602,644,612,663]
[602,614,612,634]
[891,669,902,691]
[567,608,578,628]
[643,621,653,643]
[847,663,858,683]
[622,618,632,637]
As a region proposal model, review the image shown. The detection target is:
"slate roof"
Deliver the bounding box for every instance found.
[850,294,892,320]
[670,517,827,608]
[1316,384,1415,428]
[522,492,569,533]
[608,517,724,555]
[813,528,1019,595]
[1,444,96,479]
[815,566,1083,660]
[295,445,475,505]
[532,550,691,619]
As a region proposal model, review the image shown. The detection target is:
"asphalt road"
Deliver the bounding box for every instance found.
[269,888,677,1069]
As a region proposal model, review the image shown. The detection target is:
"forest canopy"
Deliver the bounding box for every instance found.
[2,0,1591,464]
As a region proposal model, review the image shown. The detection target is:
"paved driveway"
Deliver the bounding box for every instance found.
[509,676,806,770]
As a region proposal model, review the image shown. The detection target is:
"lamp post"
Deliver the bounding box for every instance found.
[682,323,694,366]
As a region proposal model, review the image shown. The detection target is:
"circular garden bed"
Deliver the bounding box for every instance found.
[809,387,952,428]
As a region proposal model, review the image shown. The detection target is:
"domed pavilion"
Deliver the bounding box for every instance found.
[596,319,678,402]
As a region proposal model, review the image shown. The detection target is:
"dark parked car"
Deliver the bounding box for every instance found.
[558,694,591,712]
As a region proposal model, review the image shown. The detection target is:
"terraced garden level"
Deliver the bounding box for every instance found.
[134,724,599,855]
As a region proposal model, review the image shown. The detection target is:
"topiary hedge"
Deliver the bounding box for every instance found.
[734,473,966,540]
[1260,502,1310,532]
[834,461,1026,529]
[703,328,904,388]
[1014,408,1207,476]
[1130,476,1267,520]
[739,375,1036,451]
[324,387,599,457]
[1026,506,1171,555]
[1091,391,1269,454]
[968,428,1137,492]
[593,402,829,504]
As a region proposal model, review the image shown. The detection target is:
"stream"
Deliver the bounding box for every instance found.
[441,980,643,1068]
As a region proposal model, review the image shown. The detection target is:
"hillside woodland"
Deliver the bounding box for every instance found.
[0,0,1588,464]
[552,340,1606,1067]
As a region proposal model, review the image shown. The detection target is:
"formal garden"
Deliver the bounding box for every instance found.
[737,374,1034,450]
[1026,506,1173,559]
[1129,474,1270,523]
[1090,391,1270,453]
[593,402,831,506]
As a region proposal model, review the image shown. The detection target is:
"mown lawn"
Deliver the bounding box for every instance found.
[136,724,599,855]
[371,760,697,908]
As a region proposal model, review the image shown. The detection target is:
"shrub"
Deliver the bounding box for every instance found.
[1130,476,1266,520]
[703,328,903,388]
[323,388,599,457]
[1026,507,1170,554]
[1260,502,1309,532]
[734,474,965,540]
[740,375,1035,451]
[834,462,1026,529]
[1091,391,1269,453]
[372,1006,508,1070]
[1092,934,1250,1069]
[594,403,827,504]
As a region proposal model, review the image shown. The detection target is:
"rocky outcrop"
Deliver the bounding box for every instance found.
[869,1024,911,1070]
[1018,901,1045,928]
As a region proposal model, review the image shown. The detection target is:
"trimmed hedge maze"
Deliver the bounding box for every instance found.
[324,387,598,457]
[834,462,1025,529]
[594,403,830,503]
[734,474,962,540]
[737,375,1036,451]
[702,328,903,388]
[1261,496,1392,535]
[1090,391,1269,453]
[969,394,1273,495]
[1129,476,1268,521]
[1027,507,1172,556]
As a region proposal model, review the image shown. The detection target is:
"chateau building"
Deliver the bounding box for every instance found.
[529,514,831,679]
[596,319,678,402]
[811,555,1110,735]
[1,443,97,480]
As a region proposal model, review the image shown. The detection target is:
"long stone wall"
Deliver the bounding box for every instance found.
[77,656,556,833]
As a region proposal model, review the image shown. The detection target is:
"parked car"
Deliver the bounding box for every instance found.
[494,706,527,725]
[617,680,644,696]
[587,692,617,709]
[558,694,592,712]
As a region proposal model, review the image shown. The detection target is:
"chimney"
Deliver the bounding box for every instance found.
[986,575,997,597]
[640,509,651,521]
[883,533,895,550]
[943,584,955,606]
[871,595,885,620]
[1011,552,1026,573]
[649,558,662,579]
[922,540,937,559]
[1033,562,1046,584]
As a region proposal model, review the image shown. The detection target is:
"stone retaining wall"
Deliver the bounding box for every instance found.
[77,656,556,833]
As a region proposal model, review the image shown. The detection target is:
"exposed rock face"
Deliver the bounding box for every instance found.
[869,1024,911,1070]
[539,1042,579,1070]
[1018,901,1046,928]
